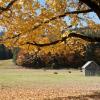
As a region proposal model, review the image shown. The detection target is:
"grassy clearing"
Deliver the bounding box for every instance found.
[0,60,100,88]
[0,69,100,88]
[0,59,20,69]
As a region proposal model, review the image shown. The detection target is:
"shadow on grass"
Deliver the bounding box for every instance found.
[47,91,100,100]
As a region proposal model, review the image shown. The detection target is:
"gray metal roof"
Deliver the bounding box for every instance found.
[82,61,99,69]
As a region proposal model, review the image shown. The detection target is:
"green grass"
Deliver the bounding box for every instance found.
[0,59,20,69]
[0,69,100,87]
[0,60,100,88]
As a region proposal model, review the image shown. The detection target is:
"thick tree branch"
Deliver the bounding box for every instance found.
[0,33,21,43]
[28,9,93,33]
[25,33,100,47]
[68,33,100,42]
[0,0,17,14]
[80,0,100,18]
[1,32,100,47]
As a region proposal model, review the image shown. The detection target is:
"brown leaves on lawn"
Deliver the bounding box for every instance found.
[0,86,100,100]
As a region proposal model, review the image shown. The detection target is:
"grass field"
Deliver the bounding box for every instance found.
[0,60,100,100]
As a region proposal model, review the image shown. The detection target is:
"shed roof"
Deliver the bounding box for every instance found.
[82,61,99,69]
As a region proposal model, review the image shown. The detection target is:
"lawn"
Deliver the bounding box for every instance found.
[0,68,100,87]
[0,60,100,100]
[0,59,19,69]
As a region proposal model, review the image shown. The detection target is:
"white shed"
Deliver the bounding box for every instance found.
[82,61,100,76]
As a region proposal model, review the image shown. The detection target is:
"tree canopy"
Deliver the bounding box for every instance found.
[0,0,100,52]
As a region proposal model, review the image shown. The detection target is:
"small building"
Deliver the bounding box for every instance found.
[82,61,100,76]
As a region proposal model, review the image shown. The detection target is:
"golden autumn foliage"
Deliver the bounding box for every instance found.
[0,0,99,53]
